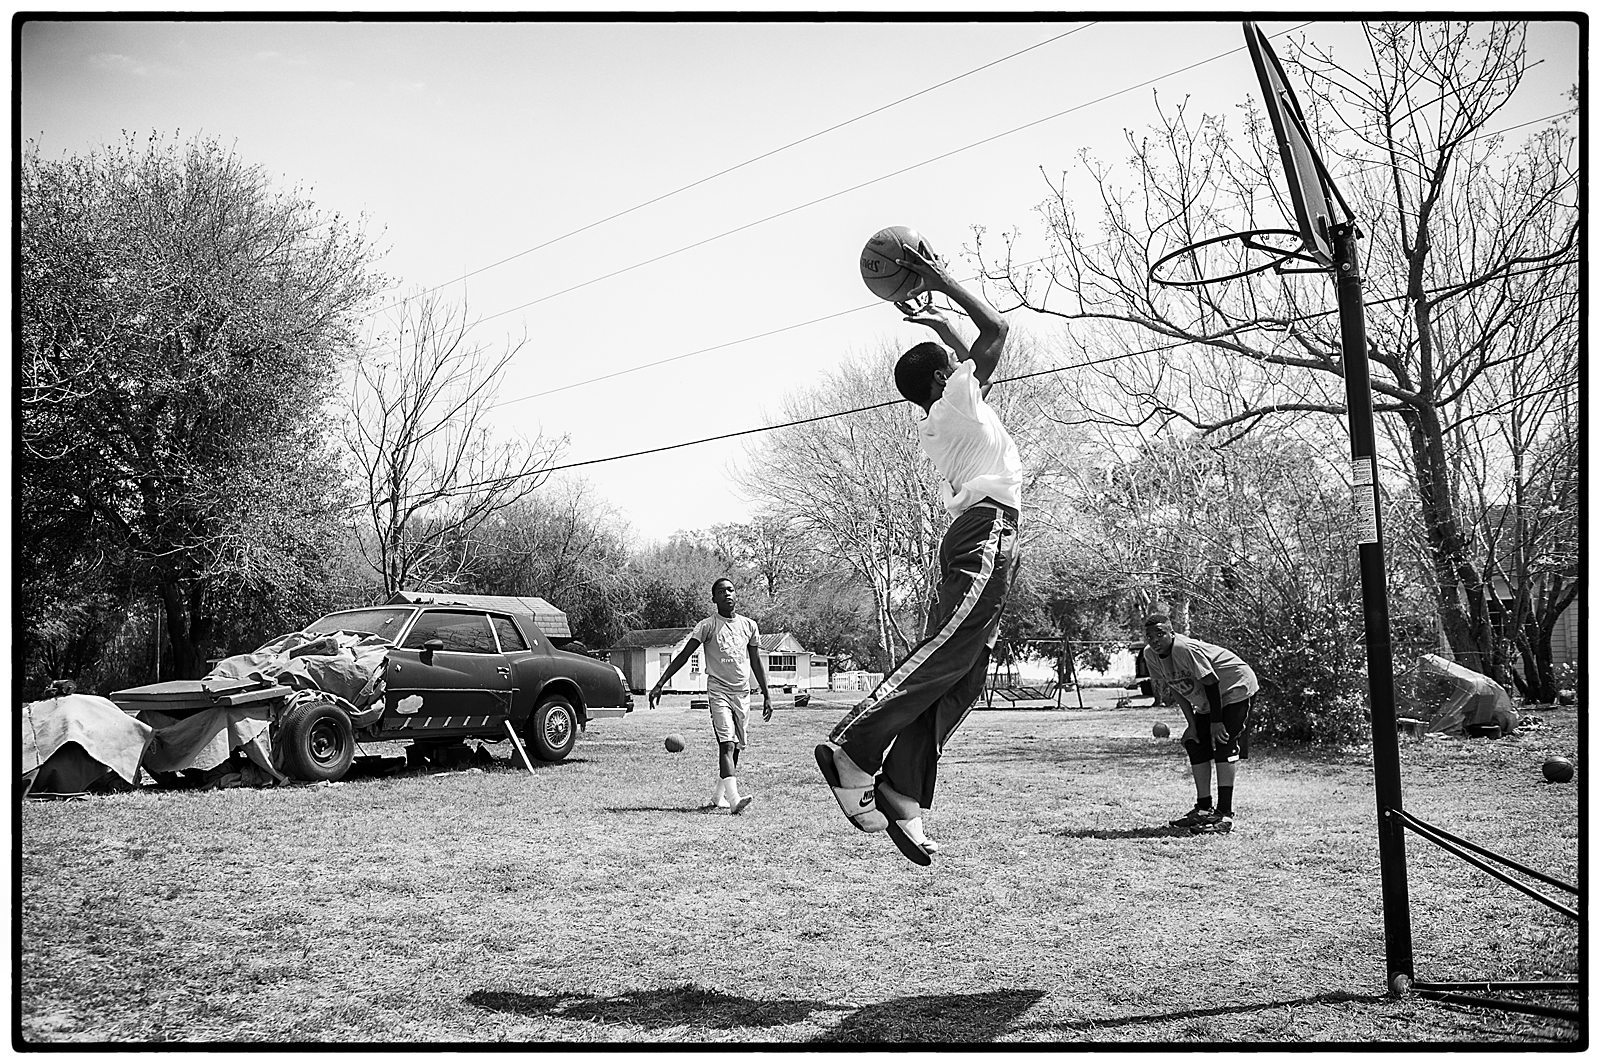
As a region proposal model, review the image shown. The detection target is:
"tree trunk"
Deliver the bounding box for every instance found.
[1401,407,1492,675]
[159,579,209,679]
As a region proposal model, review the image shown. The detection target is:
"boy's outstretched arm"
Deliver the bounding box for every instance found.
[898,243,1009,389]
[650,638,702,708]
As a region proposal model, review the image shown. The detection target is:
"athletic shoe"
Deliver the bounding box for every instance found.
[731,794,753,815]
[814,743,887,832]
[1192,813,1233,835]
[1169,805,1217,829]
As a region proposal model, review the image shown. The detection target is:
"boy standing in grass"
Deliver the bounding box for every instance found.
[1141,613,1258,835]
[814,242,1021,866]
[651,578,772,814]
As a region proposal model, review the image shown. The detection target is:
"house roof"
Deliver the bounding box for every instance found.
[609,627,692,649]
[758,633,807,653]
[386,590,571,639]
[608,627,810,653]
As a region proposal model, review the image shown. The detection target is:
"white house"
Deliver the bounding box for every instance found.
[607,628,827,694]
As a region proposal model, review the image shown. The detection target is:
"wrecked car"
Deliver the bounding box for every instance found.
[110,594,633,784]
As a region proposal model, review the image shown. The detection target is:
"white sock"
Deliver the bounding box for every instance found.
[724,776,741,801]
[713,777,728,804]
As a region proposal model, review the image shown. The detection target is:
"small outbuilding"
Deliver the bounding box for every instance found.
[607,628,826,694]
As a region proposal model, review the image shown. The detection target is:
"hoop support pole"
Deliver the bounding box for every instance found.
[1331,219,1414,987]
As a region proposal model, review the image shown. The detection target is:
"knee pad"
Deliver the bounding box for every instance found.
[1183,735,1211,765]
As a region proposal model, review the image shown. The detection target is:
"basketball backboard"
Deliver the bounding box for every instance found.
[1244,22,1337,266]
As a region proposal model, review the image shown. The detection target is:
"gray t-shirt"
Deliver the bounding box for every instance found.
[1143,634,1258,713]
[690,612,760,693]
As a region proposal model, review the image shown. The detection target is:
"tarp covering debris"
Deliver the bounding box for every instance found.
[207,630,390,723]
[21,694,153,795]
[1399,653,1519,736]
[139,705,286,781]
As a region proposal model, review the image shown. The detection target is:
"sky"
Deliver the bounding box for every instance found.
[17,14,1581,544]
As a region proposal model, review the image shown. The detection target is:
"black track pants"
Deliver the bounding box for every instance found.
[828,502,1018,808]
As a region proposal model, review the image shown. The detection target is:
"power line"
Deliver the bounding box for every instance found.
[365,23,1098,318]
[465,26,1309,328]
[482,105,1572,410]
[420,257,1572,501]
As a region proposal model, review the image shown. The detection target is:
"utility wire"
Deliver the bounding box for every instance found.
[465,26,1310,328]
[484,105,1573,409]
[410,257,1572,503]
[366,23,1098,317]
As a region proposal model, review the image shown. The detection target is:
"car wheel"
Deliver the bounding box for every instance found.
[527,695,579,762]
[281,699,355,782]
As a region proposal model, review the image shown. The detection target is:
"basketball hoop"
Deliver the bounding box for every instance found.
[1148,227,1326,288]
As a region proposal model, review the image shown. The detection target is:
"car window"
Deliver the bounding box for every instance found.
[402,610,498,653]
[491,616,529,652]
[305,608,413,641]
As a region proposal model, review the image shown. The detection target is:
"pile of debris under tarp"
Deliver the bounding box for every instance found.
[21,630,391,797]
[1395,653,1520,738]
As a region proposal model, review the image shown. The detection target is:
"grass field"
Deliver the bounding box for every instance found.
[17,691,1583,1046]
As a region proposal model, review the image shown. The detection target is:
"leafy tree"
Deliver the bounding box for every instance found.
[623,534,734,632]
[465,477,636,648]
[20,132,383,682]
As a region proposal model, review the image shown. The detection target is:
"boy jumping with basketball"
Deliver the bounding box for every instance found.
[815,243,1022,865]
[651,578,773,814]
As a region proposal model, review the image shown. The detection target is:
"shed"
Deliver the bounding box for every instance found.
[606,627,826,694]
[386,590,571,640]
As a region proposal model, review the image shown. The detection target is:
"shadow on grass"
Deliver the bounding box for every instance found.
[465,983,1046,1041]
[1051,825,1193,840]
[1011,990,1387,1035]
[602,804,722,815]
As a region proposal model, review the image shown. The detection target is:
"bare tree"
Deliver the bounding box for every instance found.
[738,326,1077,668]
[980,20,1578,678]
[345,290,565,594]
[735,344,941,667]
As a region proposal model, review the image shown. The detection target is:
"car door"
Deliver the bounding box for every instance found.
[378,609,515,740]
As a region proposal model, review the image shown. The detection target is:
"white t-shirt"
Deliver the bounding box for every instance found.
[1143,634,1259,712]
[689,612,761,692]
[919,360,1023,515]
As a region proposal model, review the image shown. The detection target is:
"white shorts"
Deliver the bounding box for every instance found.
[706,687,749,747]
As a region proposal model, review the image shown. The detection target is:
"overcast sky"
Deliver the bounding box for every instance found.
[18,15,1580,543]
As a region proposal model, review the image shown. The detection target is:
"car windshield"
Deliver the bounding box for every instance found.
[305,608,414,641]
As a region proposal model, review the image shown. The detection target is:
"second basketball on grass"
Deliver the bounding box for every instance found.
[860,225,934,302]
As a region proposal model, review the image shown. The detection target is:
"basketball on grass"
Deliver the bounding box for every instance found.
[664,734,686,753]
[860,225,933,302]
[1542,755,1574,783]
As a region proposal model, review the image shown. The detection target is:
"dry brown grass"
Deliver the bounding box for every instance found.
[17,692,1582,1046]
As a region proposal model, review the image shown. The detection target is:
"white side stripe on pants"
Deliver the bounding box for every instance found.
[834,515,1003,737]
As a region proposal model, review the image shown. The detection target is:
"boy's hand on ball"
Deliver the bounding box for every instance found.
[897,242,950,295]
